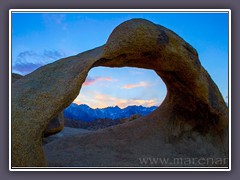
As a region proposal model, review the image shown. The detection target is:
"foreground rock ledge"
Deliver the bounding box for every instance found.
[12,19,228,167]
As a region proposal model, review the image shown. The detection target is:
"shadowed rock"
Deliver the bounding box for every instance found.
[12,73,23,83]
[43,112,64,137]
[12,19,228,167]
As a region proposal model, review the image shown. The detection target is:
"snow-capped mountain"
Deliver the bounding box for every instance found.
[64,103,157,122]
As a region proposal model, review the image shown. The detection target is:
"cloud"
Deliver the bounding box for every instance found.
[83,76,115,86]
[12,49,66,75]
[74,92,161,109]
[225,95,228,100]
[129,68,145,75]
[73,99,81,105]
[225,95,228,105]
[115,98,158,108]
[42,14,67,30]
[12,62,43,75]
[121,81,151,89]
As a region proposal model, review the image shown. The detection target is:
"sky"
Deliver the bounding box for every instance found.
[11,11,229,108]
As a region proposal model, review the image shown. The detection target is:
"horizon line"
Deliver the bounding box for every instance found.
[70,102,159,110]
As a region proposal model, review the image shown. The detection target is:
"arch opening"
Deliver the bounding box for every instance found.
[60,67,167,130]
[75,67,167,109]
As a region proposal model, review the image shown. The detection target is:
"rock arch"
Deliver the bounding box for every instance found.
[12,73,65,138]
[12,19,228,167]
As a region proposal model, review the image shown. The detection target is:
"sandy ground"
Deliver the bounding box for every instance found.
[43,127,91,145]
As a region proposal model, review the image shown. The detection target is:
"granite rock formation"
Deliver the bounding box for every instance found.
[12,73,23,83]
[12,19,228,167]
[12,73,65,137]
[43,112,64,137]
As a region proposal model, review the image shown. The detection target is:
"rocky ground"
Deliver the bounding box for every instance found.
[64,114,141,130]
[43,127,91,145]
[43,114,228,167]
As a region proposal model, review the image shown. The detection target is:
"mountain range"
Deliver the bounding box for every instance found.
[64,103,157,122]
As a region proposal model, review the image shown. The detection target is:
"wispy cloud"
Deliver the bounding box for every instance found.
[12,49,66,75]
[83,76,115,86]
[129,68,145,75]
[115,98,158,108]
[225,96,228,100]
[73,99,81,105]
[74,92,161,108]
[42,14,68,30]
[121,81,151,89]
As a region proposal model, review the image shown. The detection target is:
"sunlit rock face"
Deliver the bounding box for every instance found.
[12,73,65,139]
[12,19,228,167]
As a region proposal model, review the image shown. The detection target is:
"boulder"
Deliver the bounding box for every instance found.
[12,19,228,167]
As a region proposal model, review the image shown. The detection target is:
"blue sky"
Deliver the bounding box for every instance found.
[11,11,229,108]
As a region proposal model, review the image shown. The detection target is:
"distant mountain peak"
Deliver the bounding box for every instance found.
[64,103,158,122]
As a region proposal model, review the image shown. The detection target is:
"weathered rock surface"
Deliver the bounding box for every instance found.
[12,73,65,138]
[12,73,23,83]
[12,19,228,167]
[43,112,64,137]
